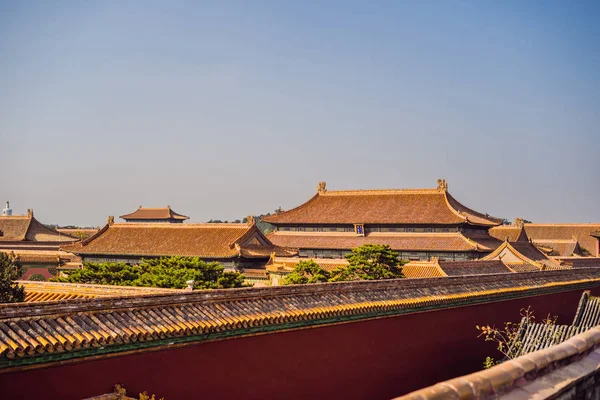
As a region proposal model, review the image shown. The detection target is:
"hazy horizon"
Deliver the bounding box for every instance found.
[2,1,599,226]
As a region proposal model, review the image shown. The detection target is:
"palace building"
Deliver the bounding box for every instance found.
[119,205,189,223]
[490,219,600,257]
[263,180,504,261]
[0,206,81,280]
[61,216,296,272]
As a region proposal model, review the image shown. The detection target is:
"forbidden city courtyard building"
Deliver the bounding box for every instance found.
[0,205,80,280]
[61,216,296,280]
[264,179,504,261]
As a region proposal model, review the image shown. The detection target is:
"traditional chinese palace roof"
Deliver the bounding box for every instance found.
[0,211,77,244]
[2,249,79,265]
[3,269,600,369]
[490,223,600,257]
[263,180,503,227]
[61,218,296,259]
[267,231,501,253]
[266,256,350,273]
[20,281,182,302]
[1,269,600,369]
[119,206,189,223]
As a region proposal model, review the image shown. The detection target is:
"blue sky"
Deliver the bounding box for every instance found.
[1,1,599,226]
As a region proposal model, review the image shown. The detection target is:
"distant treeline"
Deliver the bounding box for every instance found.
[207,214,274,234]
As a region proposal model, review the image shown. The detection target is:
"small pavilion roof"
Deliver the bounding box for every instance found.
[62,219,296,259]
[119,206,189,221]
[0,211,78,243]
[263,180,503,227]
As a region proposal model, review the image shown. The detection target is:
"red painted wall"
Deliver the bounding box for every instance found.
[2,287,598,400]
[20,267,53,280]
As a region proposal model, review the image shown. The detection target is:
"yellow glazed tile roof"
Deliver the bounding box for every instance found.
[1,269,600,362]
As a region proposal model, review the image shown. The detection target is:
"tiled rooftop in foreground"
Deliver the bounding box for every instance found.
[2,269,600,369]
[20,281,183,302]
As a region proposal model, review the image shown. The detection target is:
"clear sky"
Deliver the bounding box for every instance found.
[1,1,599,226]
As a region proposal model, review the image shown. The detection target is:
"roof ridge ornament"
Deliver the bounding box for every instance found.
[27,209,33,218]
[514,218,525,228]
[317,181,327,193]
[107,216,115,226]
[247,215,256,225]
[436,179,448,192]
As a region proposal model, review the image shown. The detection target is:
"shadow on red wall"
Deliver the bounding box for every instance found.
[1,288,596,400]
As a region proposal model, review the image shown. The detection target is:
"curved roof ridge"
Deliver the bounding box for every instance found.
[262,193,321,223]
[321,188,440,195]
[525,223,600,226]
[481,241,543,268]
[111,223,250,228]
[120,206,189,220]
[444,191,503,226]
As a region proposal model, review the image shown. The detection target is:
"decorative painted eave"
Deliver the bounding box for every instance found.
[2,269,600,370]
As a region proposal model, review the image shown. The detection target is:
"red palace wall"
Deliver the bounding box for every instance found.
[20,267,54,280]
[2,287,598,400]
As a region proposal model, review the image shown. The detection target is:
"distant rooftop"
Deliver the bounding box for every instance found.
[263,180,503,227]
[119,205,189,223]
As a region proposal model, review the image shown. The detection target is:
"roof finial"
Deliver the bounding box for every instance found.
[514,218,525,228]
[436,179,448,191]
[318,181,327,193]
[27,209,33,218]
[247,215,256,225]
[107,216,115,226]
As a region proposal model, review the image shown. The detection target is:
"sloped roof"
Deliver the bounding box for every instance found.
[119,206,189,221]
[267,232,492,252]
[62,221,295,259]
[439,260,512,276]
[490,224,600,256]
[56,228,99,240]
[554,257,600,269]
[263,181,502,226]
[402,261,447,278]
[482,230,567,271]
[510,319,588,359]
[1,268,600,363]
[266,257,349,273]
[20,281,182,303]
[402,259,512,278]
[573,291,600,327]
[0,214,78,243]
[1,249,79,265]
[501,291,600,360]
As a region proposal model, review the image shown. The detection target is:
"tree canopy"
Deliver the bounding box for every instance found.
[53,256,247,290]
[330,244,404,281]
[0,252,25,303]
[284,244,405,285]
[283,260,331,285]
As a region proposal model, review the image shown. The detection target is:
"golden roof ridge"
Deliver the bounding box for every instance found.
[319,188,441,196]
[110,223,250,229]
